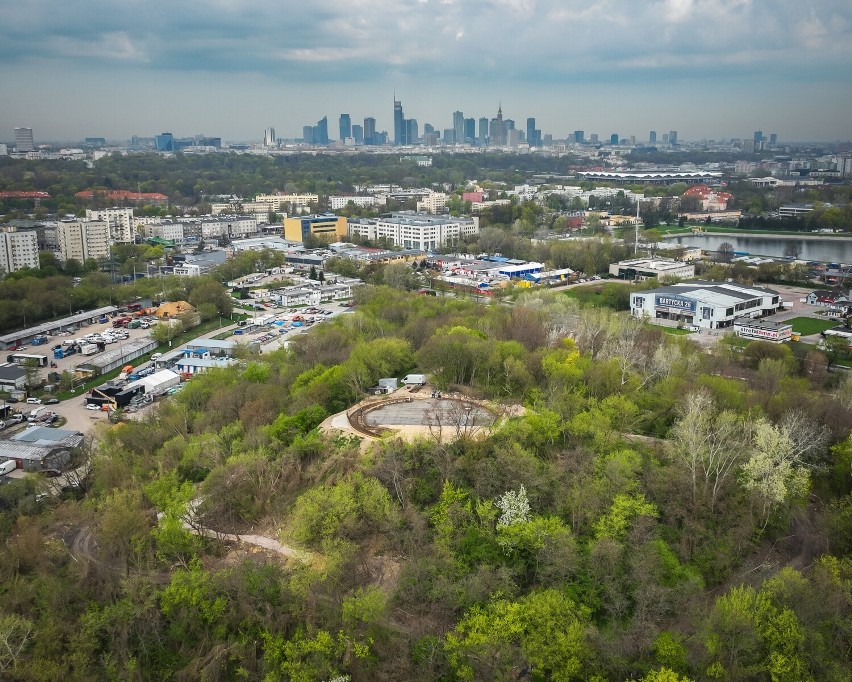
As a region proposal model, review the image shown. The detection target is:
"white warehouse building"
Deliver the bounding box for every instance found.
[348,212,479,251]
[630,281,783,330]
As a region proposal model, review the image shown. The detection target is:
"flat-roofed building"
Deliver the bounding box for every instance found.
[283,214,348,243]
[609,258,695,281]
[57,219,110,263]
[255,193,320,213]
[733,318,793,343]
[630,281,782,329]
[348,212,478,251]
[85,208,135,244]
[0,226,39,273]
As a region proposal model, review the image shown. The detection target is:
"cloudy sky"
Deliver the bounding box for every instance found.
[2,0,851,143]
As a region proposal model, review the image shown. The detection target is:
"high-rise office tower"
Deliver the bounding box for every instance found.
[363,117,376,145]
[464,118,476,144]
[14,127,34,152]
[263,127,276,146]
[394,97,406,145]
[443,129,455,144]
[479,118,489,145]
[590,134,599,144]
[769,133,777,146]
[339,114,351,142]
[669,130,678,144]
[649,130,657,144]
[303,126,314,144]
[423,123,434,135]
[573,131,585,144]
[610,133,619,145]
[526,118,536,146]
[154,132,174,151]
[352,125,363,144]
[406,119,419,145]
[314,116,329,145]
[453,111,464,145]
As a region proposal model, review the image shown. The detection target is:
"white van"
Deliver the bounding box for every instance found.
[28,406,47,422]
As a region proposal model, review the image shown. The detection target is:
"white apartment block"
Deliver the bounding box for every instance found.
[254,193,320,212]
[211,201,272,221]
[141,221,186,243]
[329,195,385,210]
[416,192,448,213]
[348,212,479,251]
[0,227,40,273]
[85,207,135,244]
[57,220,110,263]
[199,216,259,240]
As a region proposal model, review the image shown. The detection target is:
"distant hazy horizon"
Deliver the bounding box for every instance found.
[2,1,851,143]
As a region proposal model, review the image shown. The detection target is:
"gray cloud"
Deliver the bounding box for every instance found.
[2,0,850,79]
[1,0,850,139]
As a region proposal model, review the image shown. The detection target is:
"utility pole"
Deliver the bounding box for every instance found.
[634,199,640,255]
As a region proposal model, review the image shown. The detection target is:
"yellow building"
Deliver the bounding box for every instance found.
[283,214,347,243]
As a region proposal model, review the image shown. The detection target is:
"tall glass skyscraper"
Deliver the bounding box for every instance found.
[339,114,351,141]
[364,117,376,145]
[394,98,406,145]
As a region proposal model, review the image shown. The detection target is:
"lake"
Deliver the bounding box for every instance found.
[662,233,852,263]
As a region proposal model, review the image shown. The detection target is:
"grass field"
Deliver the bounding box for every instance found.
[785,317,837,335]
[563,282,637,310]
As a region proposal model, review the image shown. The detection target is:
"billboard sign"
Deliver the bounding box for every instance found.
[655,294,696,313]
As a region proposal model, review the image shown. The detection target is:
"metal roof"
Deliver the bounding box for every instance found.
[0,306,118,345]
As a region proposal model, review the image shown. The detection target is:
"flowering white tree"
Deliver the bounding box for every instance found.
[741,418,810,529]
[496,486,531,528]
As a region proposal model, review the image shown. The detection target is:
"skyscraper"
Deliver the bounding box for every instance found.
[526,118,536,147]
[363,117,376,145]
[406,119,419,145]
[14,127,34,152]
[154,132,174,152]
[669,130,678,144]
[479,117,489,145]
[489,105,507,146]
[314,116,329,145]
[394,97,406,145]
[610,133,619,145]
[769,133,777,146]
[573,131,585,144]
[339,114,351,142]
[649,130,657,144]
[464,118,476,144]
[352,125,363,144]
[263,127,276,146]
[303,126,314,144]
[453,111,464,145]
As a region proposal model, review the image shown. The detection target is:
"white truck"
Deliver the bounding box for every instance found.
[80,343,99,356]
[1,460,17,476]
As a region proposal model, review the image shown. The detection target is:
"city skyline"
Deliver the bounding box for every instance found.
[1,1,851,142]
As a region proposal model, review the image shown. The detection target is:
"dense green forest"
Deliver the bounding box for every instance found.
[1,287,849,680]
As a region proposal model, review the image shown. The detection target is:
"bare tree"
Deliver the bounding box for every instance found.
[669,391,747,510]
[0,614,34,673]
[717,242,734,263]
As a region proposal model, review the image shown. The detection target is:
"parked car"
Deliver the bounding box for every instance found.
[85,403,100,411]
[40,468,62,478]
[8,414,24,424]
[26,397,42,404]
[44,398,59,405]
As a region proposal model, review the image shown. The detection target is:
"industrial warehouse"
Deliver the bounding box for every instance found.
[629,281,783,329]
